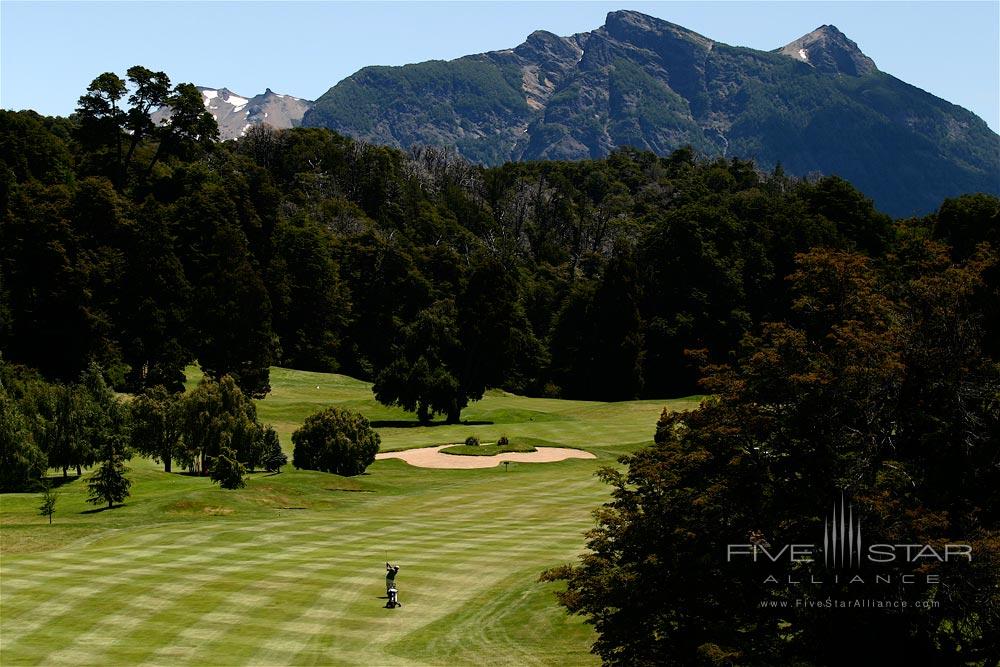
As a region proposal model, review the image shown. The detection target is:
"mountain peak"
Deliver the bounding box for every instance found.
[155,85,313,140]
[516,28,584,62]
[603,9,713,49]
[778,25,876,76]
[525,29,561,45]
[605,9,660,27]
[814,24,845,37]
[303,11,998,216]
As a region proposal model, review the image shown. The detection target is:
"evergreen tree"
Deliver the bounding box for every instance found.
[1,182,105,380]
[335,231,432,379]
[75,72,127,184]
[122,66,171,178]
[210,445,247,490]
[549,249,644,400]
[260,427,287,473]
[86,451,131,509]
[455,255,545,405]
[143,82,218,177]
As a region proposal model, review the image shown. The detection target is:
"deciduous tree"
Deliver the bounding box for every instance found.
[130,386,183,472]
[292,407,380,476]
[0,386,46,492]
[179,375,259,474]
[38,482,57,524]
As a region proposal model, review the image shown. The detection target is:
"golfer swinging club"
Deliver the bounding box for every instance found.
[385,562,401,608]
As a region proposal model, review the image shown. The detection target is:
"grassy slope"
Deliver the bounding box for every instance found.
[258,366,700,457]
[1,367,700,666]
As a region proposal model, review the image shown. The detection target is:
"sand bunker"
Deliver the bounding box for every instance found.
[376,445,596,469]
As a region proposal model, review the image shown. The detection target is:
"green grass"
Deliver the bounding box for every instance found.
[440,436,550,456]
[255,366,701,456]
[440,443,536,456]
[1,366,701,666]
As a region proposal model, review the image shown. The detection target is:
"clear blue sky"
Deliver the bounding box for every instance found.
[2,1,998,132]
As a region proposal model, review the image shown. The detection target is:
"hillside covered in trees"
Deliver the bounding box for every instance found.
[1,67,998,421]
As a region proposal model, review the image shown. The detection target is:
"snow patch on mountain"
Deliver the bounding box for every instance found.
[152,86,314,140]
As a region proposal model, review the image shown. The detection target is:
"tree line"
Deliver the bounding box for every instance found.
[0,363,286,493]
[8,67,996,424]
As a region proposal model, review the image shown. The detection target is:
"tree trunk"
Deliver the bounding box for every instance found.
[115,101,123,188]
[446,406,461,424]
[123,128,145,178]
[108,500,112,509]
[164,457,172,473]
[143,138,168,181]
[62,466,68,479]
[417,403,431,424]
[76,465,82,476]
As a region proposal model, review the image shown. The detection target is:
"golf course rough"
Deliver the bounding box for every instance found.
[1,366,701,666]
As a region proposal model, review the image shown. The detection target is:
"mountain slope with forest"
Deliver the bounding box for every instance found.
[303,10,999,217]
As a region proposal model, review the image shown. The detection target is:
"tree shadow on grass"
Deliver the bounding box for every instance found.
[369,420,493,428]
[42,475,83,489]
[80,505,124,514]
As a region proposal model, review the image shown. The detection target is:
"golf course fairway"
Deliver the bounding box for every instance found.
[1,367,700,666]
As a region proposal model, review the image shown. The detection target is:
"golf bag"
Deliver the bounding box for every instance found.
[385,584,401,608]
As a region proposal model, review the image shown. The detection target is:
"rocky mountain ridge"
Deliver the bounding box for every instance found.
[152,87,312,141]
[301,10,999,216]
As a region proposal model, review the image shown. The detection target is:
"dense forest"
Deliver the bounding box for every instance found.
[1,68,997,419]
